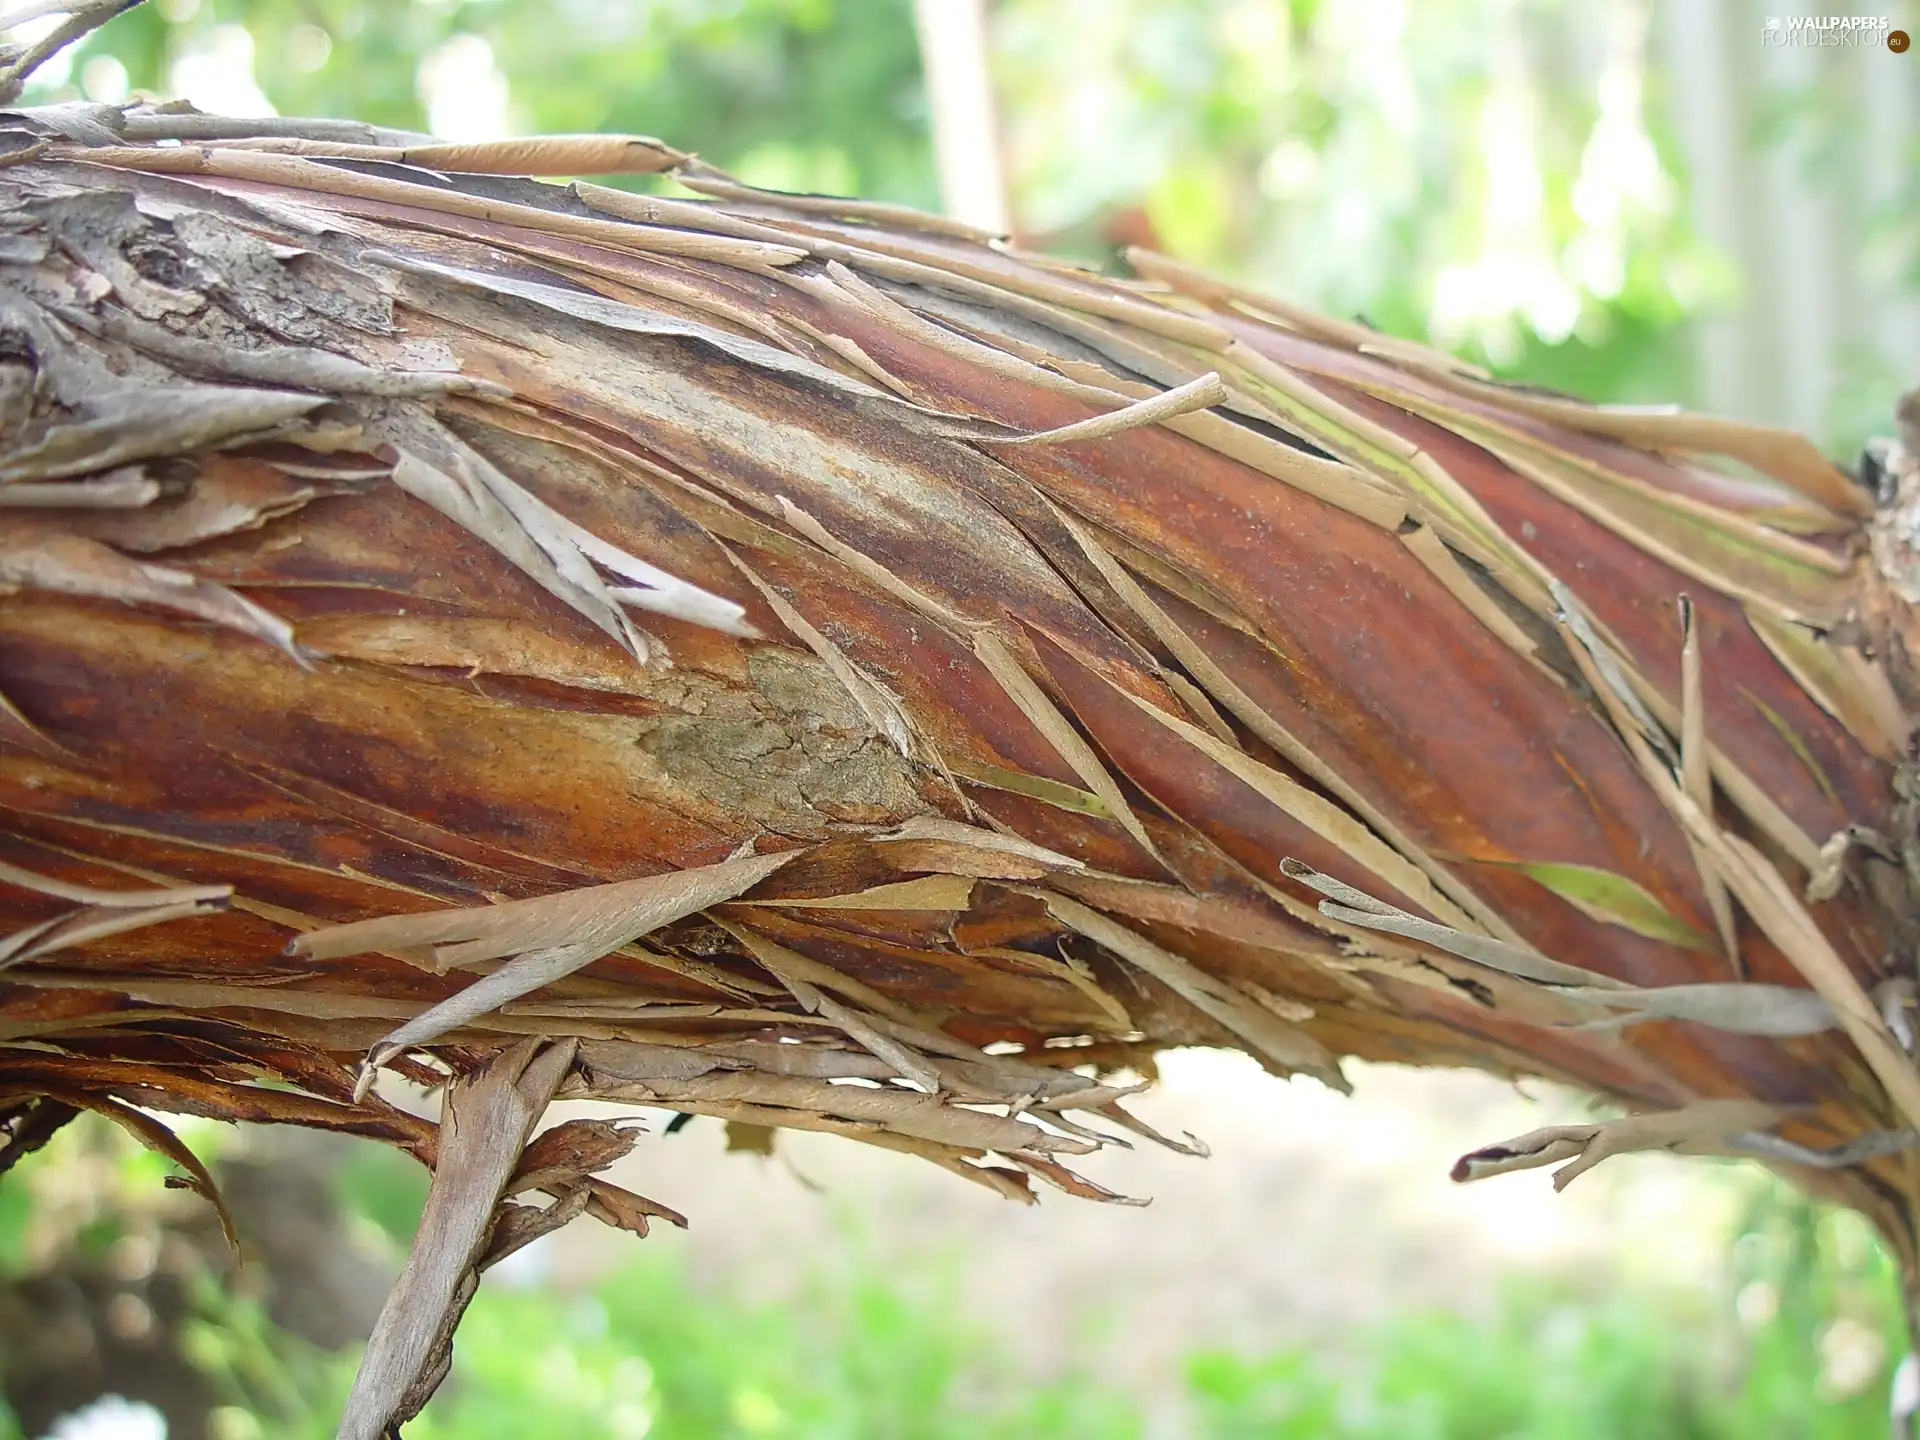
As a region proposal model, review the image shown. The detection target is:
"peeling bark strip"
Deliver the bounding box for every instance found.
[337,1037,576,1440]
[1451,1101,1789,1190]
[1,72,1920,1431]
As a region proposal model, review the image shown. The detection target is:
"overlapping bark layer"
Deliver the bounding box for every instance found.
[3,101,1919,1420]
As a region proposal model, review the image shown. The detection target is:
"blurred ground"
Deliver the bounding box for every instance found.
[502,1053,1742,1398]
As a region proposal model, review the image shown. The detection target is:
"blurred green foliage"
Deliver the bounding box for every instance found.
[29,0,1918,450]
[995,0,1710,407]
[51,0,936,208]
[0,1119,1910,1439]
[1187,1191,1903,1437]
[54,0,1699,403]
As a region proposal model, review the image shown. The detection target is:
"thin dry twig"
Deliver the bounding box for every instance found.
[1453,1101,1786,1190]
[0,1,141,104]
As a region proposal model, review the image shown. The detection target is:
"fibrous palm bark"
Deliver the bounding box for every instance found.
[3,87,1920,1429]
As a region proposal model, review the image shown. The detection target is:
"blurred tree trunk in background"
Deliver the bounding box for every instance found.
[0,1129,391,1439]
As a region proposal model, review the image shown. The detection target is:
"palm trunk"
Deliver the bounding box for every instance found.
[2,102,1918,1425]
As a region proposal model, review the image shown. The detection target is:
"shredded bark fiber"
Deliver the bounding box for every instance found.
[3,93,1920,1428]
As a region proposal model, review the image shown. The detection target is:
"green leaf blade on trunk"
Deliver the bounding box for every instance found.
[1467,858,1717,953]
